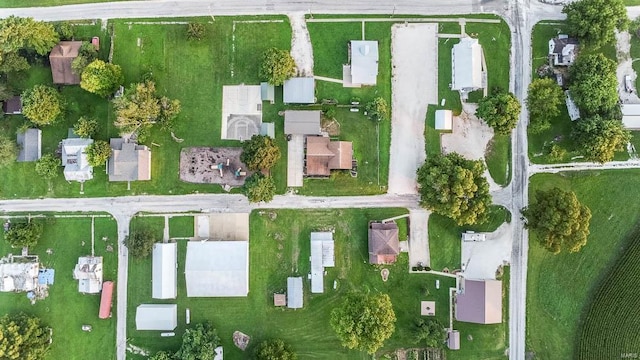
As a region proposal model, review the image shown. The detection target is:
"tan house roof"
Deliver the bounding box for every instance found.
[368,222,400,264]
[49,41,82,85]
[305,136,353,176]
[455,279,502,324]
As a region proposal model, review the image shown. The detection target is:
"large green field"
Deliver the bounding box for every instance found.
[0,215,118,360]
[527,170,640,359]
[126,209,507,360]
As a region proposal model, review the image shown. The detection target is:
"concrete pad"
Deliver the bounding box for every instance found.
[421,300,436,316]
[388,23,438,194]
[408,208,431,267]
[287,134,304,187]
[461,222,512,279]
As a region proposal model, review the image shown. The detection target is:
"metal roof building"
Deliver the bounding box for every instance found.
[152,243,177,299]
[284,110,321,135]
[455,279,502,324]
[185,241,249,297]
[135,304,178,331]
[16,128,42,162]
[310,232,335,293]
[287,277,303,309]
[451,37,484,93]
[283,77,315,104]
[349,40,379,86]
[435,110,453,131]
[622,103,640,129]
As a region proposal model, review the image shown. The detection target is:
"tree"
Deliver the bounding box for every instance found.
[22,85,65,126]
[476,90,521,135]
[113,80,181,136]
[365,97,390,122]
[86,140,111,167]
[0,312,50,360]
[72,42,98,75]
[175,322,220,360]
[259,48,296,86]
[417,152,492,226]
[0,52,29,73]
[81,60,124,97]
[240,135,281,171]
[35,154,60,180]
[186,22,205,40]
[254,339,297,360]
[572,115,631,163]
[526,78,564,134]
[54,21,74,40]
[0,17,59,74]
[244,173,276,203]
[4,221,43,248]
[569,53,618,116]
[149,351,173,360]
[330,292,396,354]
[73,117,99,138]
[522,187,592,254]
[563,0,628,48]
[413,318,446,348]
[0,135,18,167]
[124,228,156,258]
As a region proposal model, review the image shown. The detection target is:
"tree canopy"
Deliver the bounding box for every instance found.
[35,154,60,180]
[254,339,297,360]
[73,117,99,138]
[365,97,390,122]
[71,42,98,75]
[4,221,43,248]
[244,173,276,203]
[0,134,18,167]
[522,187,592,254]
[22,85,65,126]
[572,115,631,163]
[417,152,492,225]
[81,60,124,97]
[240,135,281,171]
[569,53,619,116]
[526,78,565,134]
[113,80,181,137]
[330,292,396,354]
[259,48,296,86]
[413,318,446,348]
[476,90,521,135]
[563,0,628,48]
[86,140,112,167]
[0,17,59,74]
[148,351,173,360]
[124,228,156,258]
[175,322,220,360]
[0,312,50,360]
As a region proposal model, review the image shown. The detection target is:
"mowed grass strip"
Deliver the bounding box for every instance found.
[527,170,640,360]
[576,223,640,359]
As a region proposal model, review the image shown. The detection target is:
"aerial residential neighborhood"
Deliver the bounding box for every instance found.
[0,0,638,360]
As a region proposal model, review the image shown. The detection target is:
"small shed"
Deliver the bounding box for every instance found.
[135,304,178,330]
[99,281,114,319]
[435,110,453,131]
[260,122,275,139]
[16,129,42,162]
[273,293,286,307]
[283,77,315,104]
[287,277,303,309]
[622,103,640,129]
[260,82,275,104]
[446,329,460,350]
[2,96,22,114]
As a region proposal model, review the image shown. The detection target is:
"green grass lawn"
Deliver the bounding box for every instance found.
[425,106,443,158]
[126,208,507,359]
[168,215,194,238]
[527,170,640,360]
[485,134,511,186]
[428,206,510,271]
[0,215,118,360]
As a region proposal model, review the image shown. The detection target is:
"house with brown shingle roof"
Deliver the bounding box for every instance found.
[305,136,353,177]
[368,221,400,264]
[108,138,151,182]
[49,41,83,85]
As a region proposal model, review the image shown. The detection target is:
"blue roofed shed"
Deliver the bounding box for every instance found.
[38,269,55,285]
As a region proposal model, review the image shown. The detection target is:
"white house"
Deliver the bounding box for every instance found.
[310,232,335,293]
[349,40,379,86]
[451,37,485,96]
[61,137,93,182]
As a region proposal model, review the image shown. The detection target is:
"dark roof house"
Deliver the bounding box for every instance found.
[49,41,83,85]
[305,136,353,177]
[548,35,579,66]
[16,128,42,162]
[3,96,22,115]
[368,221,400,264]
[455,279,502,324]
[108,138,151,182]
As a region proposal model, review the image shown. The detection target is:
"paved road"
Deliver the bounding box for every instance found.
[530,160,640,173]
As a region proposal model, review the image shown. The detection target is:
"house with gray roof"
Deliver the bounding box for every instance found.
[16,129,42,162]
[455,279,502,324]
[283,77,315,104]
[349,40,379,86]
[284,110,321,135]
[451,37,485,96]
[287,277,303,309]
[108,138,151,182]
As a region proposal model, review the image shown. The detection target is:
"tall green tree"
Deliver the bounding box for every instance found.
[240,135,281,171]
[22,85,65,126]
[73,116,99,138]
[35,154,60,180]
[0,17,59,74]
[417,153,492,226]
[569,53,618,116]
[254,339,297,360]
[0,134,18,167]
[0,52,29,73]
[86,140,111,167]
[80,60,124,97]
[413,318,446,348]
[476,90,521,135]
[244,173,276,203]
[365,97,390,122]
[0,312,50,360]
[175,322,220,360]
[526,78,565,134]
[563,0,628,48]
[71,42,98,75]
[259,48,296,86]
[522,187,592,254]
[4,221,43,248]
[330,292,396,354]
[54,21,74,40]
[124,228,156,258]
[148,351,173,360]
[572,115,631,163]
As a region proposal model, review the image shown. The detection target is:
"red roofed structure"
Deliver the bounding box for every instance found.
[99,281,114,319]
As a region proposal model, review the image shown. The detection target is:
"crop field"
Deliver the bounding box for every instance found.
[576,223,640,359]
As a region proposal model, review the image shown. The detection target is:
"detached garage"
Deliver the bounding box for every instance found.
[152,243,177,299]
[185,241,249,297]
[135,304,177,331]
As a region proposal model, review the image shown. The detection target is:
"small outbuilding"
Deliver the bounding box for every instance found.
[49,41,83,85]
[273,293,286,307]
[3,96,22,115]
[16,128,42,162]
[73,256,103,294]
[135,304,178,331]
[260,82,275,104]
[435,110,453,131]
[152,243,177,299]
[287,277,303,309]
[446,329,460,350]
[622,103,640,129]
[283,77,315,104]
[99,281,114,319]
[185,241,249,297]
[284,110,321,135]
[310,232,335,293]
[368,221,400,265]
[455,279,502,324]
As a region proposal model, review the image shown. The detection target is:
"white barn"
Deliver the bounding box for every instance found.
[185,241,249,297]
[287,277,303,309]
[135,304,177,331]
[310,232,335,293]
[152,243,177,299]
[451,37,484,95]
[435,110,453,131]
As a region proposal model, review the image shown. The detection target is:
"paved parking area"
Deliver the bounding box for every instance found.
[461,222,512,279]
